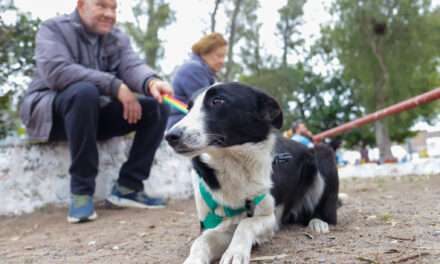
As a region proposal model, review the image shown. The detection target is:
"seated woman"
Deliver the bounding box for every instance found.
[166,33,228,129]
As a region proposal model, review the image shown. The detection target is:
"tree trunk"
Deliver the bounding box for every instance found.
[210,0,222,32]
[224,0,243,81]
[281,19,289,68]
[254,34,261,74]
[370,38,394,162]
[373,79,394,162]
[374,120,393,162]
[373,76,395,162]
[145,0,158,69]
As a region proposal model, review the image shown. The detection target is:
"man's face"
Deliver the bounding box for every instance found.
[297,123,307,134]
[77,0,117,35]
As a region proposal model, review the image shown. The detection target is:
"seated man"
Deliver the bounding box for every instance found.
[20,0,173,223]
[291,122,314,148]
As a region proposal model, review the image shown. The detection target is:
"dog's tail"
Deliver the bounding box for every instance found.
[314,143,340,225]
[314,143,339,184]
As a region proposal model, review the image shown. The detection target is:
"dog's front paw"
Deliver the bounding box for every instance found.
[308,218,329,233]
[183,255,209,264]
[220,249,250,264]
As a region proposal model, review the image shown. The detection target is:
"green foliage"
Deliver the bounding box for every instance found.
[0,5,40,88]
[239,0,306,75]
[321,0,440,143]
[238,0,263,74]
[221,0,245,81]
[277,0,306,67]
[238,0,375,148]
[0,92,14,138]
[240,66,297,125]
[221,0,276,80]
[240,64,372,147]
[0,2,40,139]
[123,0,175,71]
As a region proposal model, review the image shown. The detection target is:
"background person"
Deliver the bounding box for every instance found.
[166,32,228,129]
[20,0,173,223]
[360,141,370,163]
[291,121,314,148]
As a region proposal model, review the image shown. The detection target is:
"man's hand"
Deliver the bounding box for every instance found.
[117,83,142,124]
[147,79,173,103]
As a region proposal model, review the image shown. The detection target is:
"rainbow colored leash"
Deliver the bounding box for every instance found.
[163,95,188,114]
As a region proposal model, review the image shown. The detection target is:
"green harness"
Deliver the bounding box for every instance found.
[198,177,266,230]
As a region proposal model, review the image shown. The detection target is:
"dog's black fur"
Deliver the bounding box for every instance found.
[191,134,339,228]
[168,82,339,229]
[186,82,283,147]
[166,82,339,263]
[272,137,339,226]
[192,156,221,190]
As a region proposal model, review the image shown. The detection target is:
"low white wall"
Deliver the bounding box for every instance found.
[338,158,440,178]
[2,137,439,216]
[0,138,193,215]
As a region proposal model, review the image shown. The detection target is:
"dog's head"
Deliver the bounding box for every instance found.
[165,82,283,156]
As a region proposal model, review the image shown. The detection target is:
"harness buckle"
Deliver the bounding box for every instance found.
[245,199,255,217]
[273,152,292,165]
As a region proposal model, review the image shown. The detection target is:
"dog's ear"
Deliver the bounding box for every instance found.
[257,91,283,129]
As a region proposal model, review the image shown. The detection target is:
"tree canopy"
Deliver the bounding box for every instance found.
[0,1,40,138]
[320,0,440,160]
[122,0,175,70]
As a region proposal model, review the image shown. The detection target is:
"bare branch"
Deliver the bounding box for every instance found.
[210,0,222,33]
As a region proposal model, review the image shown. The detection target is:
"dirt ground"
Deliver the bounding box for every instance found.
[1,174,439,264]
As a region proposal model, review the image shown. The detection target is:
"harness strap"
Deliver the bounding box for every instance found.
[199,177,218,211]
[198,177,266,229]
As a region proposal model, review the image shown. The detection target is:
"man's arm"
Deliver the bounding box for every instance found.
[35,22,121,97]
[116,32,159,95]
[115,31,173,102]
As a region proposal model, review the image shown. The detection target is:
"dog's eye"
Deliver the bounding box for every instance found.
[211,97,225,106]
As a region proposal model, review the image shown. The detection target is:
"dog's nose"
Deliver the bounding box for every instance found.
[165,128,183,147]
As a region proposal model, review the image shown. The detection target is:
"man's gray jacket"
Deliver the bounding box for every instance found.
[20,10,158,141]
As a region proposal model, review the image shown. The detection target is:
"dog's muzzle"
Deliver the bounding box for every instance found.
[165,128,195,154]
[165,128,183,148]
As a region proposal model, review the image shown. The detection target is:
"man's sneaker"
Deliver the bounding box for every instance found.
[106,184,166,209]
[67,194,97,223]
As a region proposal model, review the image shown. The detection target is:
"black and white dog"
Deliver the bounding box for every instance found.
[165,82,339,264]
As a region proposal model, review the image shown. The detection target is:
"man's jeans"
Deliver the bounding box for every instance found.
[50,81,169,195]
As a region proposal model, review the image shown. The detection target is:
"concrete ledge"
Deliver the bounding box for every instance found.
[4,136,439,216]
[339,158,440,178]
[0,138,193,215]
